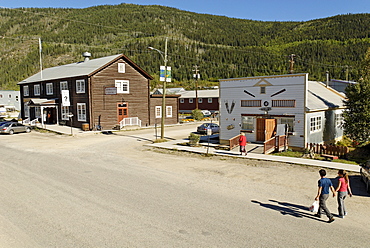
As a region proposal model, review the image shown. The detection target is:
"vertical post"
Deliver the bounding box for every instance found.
[161,37,168,140]
[289,54,295,74]
[193,65,200,110]
[39,38,43,80]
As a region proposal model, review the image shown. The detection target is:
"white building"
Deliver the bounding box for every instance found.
[219,73,345,149]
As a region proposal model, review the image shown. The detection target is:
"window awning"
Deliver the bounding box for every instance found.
[27,98,58,106]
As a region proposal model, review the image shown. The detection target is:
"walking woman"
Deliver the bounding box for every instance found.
[335,170,353,218]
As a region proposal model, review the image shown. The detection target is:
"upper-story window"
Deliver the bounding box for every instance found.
[34,84,41,96]
[189,98,193,104]
[46,83,53,95]
[60,81,68,91]
[118,63,126,73]
[23,86,29,96]
[180,98,184,103]
[8,94,11,98]
[115,80,129,93]
[76,80,85,94]
[198,98,203,103]
[260,86,266,94]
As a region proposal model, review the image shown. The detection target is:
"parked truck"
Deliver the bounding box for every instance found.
[360,160,370,194]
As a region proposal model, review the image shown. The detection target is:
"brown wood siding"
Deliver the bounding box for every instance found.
[90,59,151,129]
[179,97,219,112]
[149,95,179,125]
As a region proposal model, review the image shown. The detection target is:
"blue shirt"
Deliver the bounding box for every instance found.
[318,178,333,195]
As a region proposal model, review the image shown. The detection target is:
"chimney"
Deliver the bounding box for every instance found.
[326,71,329,87]
[82,52,91,62]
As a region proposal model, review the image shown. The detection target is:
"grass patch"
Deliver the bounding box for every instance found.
[153,138,168,143]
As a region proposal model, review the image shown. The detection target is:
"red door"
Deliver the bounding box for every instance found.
[117,103,128,123]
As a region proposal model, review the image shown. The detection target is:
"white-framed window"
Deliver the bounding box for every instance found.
[208,98,213,103]
[24,103,29,118]
[166,106,172,118]
[61,106,69,120]
[335,113,343,128]
[8,94,11,98]
[241,116,254,131]
[115,80,129,94]
[76,80,85,94]
[310,116,322,133]
[46,83,53,95]
[280,117,295,132]
[118,63,126,73]
[180,98,184,103]
[155,106,161,118]
[77,103,86,121]
[189,98,193,103]
[34,84,40,96]
[24,86,29,96]
[60,81,68,91]
[198,98,203,103]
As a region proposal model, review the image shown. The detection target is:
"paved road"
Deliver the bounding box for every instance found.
[0,125,369,247]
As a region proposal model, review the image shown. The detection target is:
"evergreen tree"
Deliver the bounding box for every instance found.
[343,48,370,146]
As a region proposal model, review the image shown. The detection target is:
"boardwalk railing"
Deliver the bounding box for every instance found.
[120,117,142,129]
[306,143,349,157]
[229,134,241,150]
[264,135,288,154]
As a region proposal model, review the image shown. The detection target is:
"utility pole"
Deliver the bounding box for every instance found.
[345,65,349,82]
[193,65,200,110]
[288,54,296,74]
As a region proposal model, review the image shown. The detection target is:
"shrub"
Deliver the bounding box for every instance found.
[188,132,200,146]
[192,109,203,121]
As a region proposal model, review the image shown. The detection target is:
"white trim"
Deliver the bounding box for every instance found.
[23,85,29,96]
[118,63,126,73]
[115,80,130,94]
[46,83,53,95]
[166,106,172,118]
[77,103,86,121]
[34,84,40,96]
[155,106,161,118]
[76,79,85,94]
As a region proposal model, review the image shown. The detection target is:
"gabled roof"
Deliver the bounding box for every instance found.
[307,81,345,111]
[18,54,153,84]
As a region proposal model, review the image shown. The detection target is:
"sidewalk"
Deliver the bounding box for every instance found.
[146,139,361,173]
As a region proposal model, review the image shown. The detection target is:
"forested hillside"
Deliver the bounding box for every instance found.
[0,4,369,90]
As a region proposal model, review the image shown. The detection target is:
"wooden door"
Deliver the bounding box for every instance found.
[256,118,277,142]
[117,103,128,123]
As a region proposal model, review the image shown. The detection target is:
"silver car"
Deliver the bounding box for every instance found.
[0,122,31,135]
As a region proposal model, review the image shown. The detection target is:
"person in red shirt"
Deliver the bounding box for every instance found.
[239,132,247,156]
[335,170,352,218]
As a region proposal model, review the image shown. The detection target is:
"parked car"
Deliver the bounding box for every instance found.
[197,123,219,134]
[0,122,31,135]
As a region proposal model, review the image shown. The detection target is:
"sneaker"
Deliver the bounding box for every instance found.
[328,217,335,223]
[338,216,344,219]
[314,213,321,218]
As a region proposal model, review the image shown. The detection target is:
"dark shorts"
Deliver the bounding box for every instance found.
[240,146,246,152]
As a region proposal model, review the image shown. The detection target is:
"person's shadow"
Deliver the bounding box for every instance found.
[251,199,327,223]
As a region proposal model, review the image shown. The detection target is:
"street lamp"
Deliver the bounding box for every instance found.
[148,37,168,140]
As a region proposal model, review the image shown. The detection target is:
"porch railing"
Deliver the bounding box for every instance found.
[120,117,142,129]
[264,135,288,154]
[229,134,241,150]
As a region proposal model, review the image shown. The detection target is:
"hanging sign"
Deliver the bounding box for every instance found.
[160,66,172,82]
[61,90,70,106]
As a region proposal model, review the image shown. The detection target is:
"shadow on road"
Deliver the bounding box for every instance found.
[329,175,369,197]
[251,199,327,223]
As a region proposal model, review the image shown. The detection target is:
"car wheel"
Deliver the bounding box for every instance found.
[9,129,14,135]
[26,127,31,133]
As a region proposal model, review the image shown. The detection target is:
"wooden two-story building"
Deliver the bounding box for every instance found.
[18,53,179,130]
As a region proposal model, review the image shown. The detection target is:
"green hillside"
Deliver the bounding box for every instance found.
[0,4,369,90]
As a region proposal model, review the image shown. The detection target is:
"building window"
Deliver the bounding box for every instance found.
[115,80,129,93]
[35,106,41,118]
[260,87,266,94]
[189,98,193,104]
[24,103,29,118]
[241,116,254,131]
[0,94,2,98]
[8,94,11,98]
[15,96,19,102]
[23,86,29,96]
[46,83,53,95]
[241,100,261,107]
[272,100,296,107]
[118,63,125,73]
[180,98,184,103]
[335,113,343,128]
[280,117,295,132]
[166,106,172,118]
[77,103,86,121]
[76,80,85,94]
[208,98,213,103]
[61,106,69,120]
[155,106,161,118]
[198,98,203,103]
[34,84,41,96]
[60,81,68,91]
[310,116,322,133]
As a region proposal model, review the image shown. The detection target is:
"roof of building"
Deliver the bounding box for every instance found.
[152,88,186,95]
[18,54,153,84]
[307,81,346,111]
[179,89,219,98]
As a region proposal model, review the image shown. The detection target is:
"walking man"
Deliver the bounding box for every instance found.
[315,169,336,223]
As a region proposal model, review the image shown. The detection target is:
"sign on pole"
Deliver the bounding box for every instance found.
[160,66,171,82]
